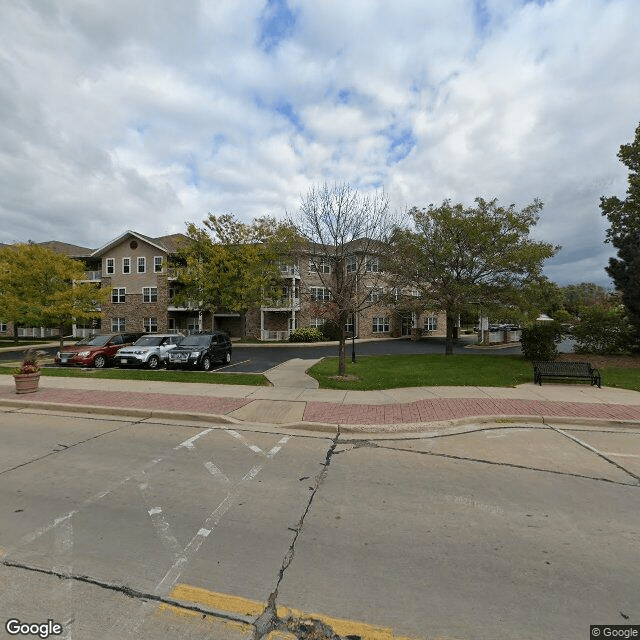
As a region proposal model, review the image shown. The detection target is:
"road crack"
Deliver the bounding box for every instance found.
[254,430,341,640]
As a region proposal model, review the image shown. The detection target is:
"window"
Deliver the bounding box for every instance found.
[366,257,380,272]
[143,287,158,303]
[143,317,157,332]
[154,256,163,273]
[0,322,7,333]
[366,287,383,303]
[310,287,331,301]
[309,257,331,273]
[111,317,126,332]
[106,258,115,275]
[391,288,402,301]
[137,257,146,273]
[345,316,354,335]
[345,256,358,273]
[372,317,390,333]
[309,317,325,328]
[425,316,438,331]
[122,257,131,274]
[111,288,126,303]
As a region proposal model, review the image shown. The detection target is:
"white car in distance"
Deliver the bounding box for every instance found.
[114,334,183,369]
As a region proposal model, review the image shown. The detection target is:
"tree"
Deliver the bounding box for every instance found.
[601,122,640,349]
[560,282,610,317]
[572,302,632,355]
[287,182,395,375]
[0,243,107,345]
[173,214,293,338]
[387,198,559,355]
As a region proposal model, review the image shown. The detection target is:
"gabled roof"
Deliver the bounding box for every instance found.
[91,230,188,257]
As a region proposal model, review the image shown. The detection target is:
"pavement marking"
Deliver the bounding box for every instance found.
[165,583,425,640]
[175,428,215,450]
[603,452,640,458]
[0,545,6,558]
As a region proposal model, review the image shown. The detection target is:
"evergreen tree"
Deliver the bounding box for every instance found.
[601,122,640,348]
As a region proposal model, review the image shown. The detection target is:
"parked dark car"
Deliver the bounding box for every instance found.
[114,333,183,369]
[55,333,143,368]
[166,331,232,371]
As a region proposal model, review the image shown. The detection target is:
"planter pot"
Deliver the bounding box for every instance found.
[13,372,40,394]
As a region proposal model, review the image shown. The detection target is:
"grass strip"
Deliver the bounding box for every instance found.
[308,354,640,392]
[0,366,269,386]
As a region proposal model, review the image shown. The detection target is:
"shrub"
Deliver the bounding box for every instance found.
[572,304,633,354]
[520,322,564,361]
[289,327,324,343]
[320,320,342,341]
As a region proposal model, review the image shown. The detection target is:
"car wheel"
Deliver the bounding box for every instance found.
[222,351,231,364]
[147,355,160,370]
[201,355,212,371]
[93,355,107,369]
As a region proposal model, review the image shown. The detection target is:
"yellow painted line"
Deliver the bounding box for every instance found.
[169,583,264,617]
[165,583,429,640]
[0,545,6,559]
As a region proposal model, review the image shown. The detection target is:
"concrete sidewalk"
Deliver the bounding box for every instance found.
[2,359,640,432]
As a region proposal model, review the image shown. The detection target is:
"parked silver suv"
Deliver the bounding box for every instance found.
[114,334,183,369]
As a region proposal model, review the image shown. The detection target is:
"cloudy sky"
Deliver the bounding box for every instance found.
[1,0,639,285]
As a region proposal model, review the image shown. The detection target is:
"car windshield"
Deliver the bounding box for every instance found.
[84,335,111,347]
[133,336,163,347]
[180,335,211,347]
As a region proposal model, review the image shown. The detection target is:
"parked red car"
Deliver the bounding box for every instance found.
[55,333,143,368]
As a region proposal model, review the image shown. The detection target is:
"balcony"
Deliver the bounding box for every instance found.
[81,270,102,281]
[278,265,300,278]
[261,297,300,312]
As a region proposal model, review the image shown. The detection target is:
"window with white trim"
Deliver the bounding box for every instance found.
[345,256,358,273]
[0,322,7,333]
[122,257,131,274]
[111,288,126,303]
[137,257,146,273]
[106,258,115,275]
[345,316,354,335]
[111,317,126,332]
[309,257,331,273]
[309,317,325,328]
[365,257,380,272]
[143,317,158,332]
[424,316,438,331]
[366,287,383,303]
[310,287,331,301]
[142,287,158,303]
[154,256,163,273]
[372,317,390,333]
[391,288,402,301]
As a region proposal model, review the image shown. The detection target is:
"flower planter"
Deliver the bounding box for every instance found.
[13,372,40,394]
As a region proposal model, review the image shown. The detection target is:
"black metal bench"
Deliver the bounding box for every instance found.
[533,361,601,388]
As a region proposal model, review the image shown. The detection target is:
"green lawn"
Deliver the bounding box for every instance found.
[308,354,640,392]
[0,366,269,386]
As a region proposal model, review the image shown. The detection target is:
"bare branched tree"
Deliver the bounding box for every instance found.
[288,182,395,375]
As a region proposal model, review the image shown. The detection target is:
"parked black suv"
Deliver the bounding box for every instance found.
[166,331,232,371]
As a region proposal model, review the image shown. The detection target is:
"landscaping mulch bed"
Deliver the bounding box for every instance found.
[556,353,640,369]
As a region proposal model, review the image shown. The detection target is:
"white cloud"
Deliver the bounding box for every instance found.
[0,0,638,285]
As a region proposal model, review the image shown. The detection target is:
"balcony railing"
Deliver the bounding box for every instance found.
[261,297,300,311]
[82,270,102,281]
[261,329,290,341]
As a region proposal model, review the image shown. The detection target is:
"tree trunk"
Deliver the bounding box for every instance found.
[338,337,346,375]
[445,312,456,355]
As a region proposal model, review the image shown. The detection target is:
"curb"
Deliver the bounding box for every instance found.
[2,399,639,434]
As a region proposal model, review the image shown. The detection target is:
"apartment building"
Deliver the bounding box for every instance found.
[1,230,446,340]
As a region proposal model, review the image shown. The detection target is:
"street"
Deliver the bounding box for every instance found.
[0,407,638,639]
